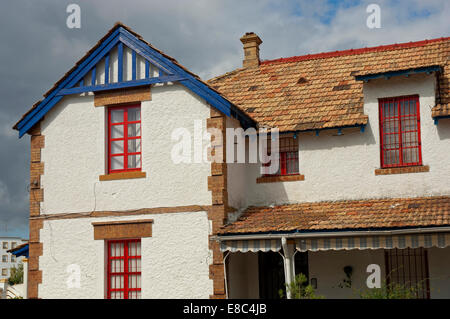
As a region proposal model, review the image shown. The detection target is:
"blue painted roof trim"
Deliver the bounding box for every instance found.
[355,65,442,82]
[218,224,450,238]
[16,26,255,137]
[10,244,29,258]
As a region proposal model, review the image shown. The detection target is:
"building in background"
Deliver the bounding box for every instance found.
[0,237,28,280]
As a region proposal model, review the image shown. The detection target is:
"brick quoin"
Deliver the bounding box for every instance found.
[207,107,228,299]
[28,124,44,298]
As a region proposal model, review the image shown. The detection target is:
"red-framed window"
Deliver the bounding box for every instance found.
[107,239,141,299]
[379,95,422,168]
[108,104,142,174]
[263,136,299,176]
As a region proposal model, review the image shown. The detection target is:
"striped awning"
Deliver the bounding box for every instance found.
[220,239,281,252]
[295,232,450,252]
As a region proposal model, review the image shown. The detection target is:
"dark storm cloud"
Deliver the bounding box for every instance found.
[0,0,449,237]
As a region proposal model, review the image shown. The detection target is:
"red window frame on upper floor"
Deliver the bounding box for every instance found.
[107,239,141,299]
[379,95,422,169]
[263,136,299,176]
[107,104,142,174]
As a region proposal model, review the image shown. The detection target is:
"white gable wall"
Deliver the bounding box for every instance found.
[38,83,215,298]
[40,84,212,214]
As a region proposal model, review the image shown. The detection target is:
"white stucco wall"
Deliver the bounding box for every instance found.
[239,73,450,208]
[226,117,256,211]
[40,84,212,214]
[308,249,386,299]
[38,211,213,299]
[38,76,216,298]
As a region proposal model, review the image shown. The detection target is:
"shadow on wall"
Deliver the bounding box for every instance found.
[299,123,377,152]
[436,119,450,140]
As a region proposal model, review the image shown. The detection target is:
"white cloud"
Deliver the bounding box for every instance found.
[80,0,450,79]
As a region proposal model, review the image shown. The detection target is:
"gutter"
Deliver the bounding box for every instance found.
[212,226,450,241]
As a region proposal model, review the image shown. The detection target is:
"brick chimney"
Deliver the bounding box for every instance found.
[240,32,262,68]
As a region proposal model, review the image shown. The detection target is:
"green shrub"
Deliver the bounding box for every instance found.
[8,263,24,286]
[359,281,421,299]
[279,273,324,299]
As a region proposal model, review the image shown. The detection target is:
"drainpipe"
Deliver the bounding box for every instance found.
[223,252,230,299]
[281,237,294,299]
[23,258,28,299]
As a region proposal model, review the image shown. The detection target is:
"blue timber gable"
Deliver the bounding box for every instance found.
[14,23,255,137]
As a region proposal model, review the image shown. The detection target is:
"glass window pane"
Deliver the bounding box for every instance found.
[111,125,124,138]
[128,275,139,288]
[128,139,141,153]
[111,156,124,170]
[111,110,124,123]
[286,151,299,174]
[128,155,141,169]
[128,108,140,121]
[111,140,124,155]
[128,123,141,137]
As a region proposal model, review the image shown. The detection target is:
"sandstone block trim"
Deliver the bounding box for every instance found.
[28,124,44,299]
[94,86,151,106]
[92,219,153,240]
[207,107,228,299]
[375,165,430,176]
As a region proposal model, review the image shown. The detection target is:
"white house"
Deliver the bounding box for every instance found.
[13,23,450,299]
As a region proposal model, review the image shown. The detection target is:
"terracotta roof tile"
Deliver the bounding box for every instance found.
[432,103,450,118]
[209,37,450,132]
[218,196,450,235]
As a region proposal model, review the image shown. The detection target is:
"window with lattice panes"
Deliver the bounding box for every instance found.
[379,95,422,168]
[262,136,299,176]
[108,105,142,174]
[107,239,141,299]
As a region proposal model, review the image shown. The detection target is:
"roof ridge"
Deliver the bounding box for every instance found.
[208,67,248,83]
[261,36,450,65]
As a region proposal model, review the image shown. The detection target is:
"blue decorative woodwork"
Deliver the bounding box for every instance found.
[91,67,96,86]
[17,28,122,135]
[132,50,137,80]
[145,60,150,78]
[16,25,255,137]
[355,66,442,82]
[57,75,185,95]
[104,55,110,84]
[118,42,123,82]
[9,244,29,258]
[434,115,450,124]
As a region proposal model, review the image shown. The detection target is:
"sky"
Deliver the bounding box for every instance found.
[0,0,449,238]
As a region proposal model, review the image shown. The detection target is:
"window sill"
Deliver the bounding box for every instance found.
[99,171,146,181]
[256,174,305,184]
[374,165,429,176]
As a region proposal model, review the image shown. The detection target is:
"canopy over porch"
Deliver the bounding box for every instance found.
[216,195,450,298]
